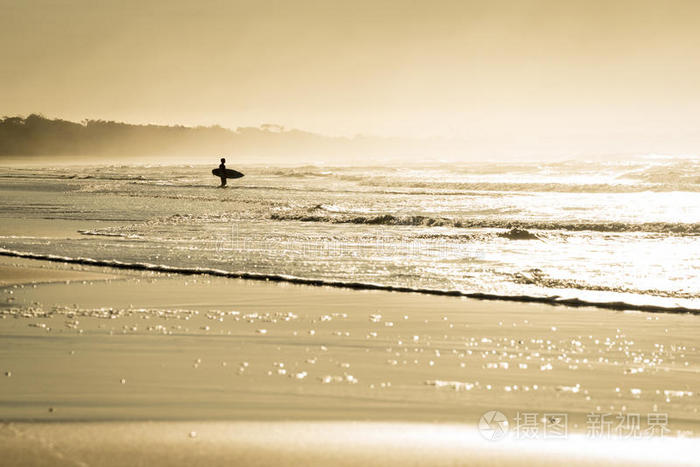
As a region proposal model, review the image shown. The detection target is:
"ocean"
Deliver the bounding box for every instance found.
[1,156,698,312]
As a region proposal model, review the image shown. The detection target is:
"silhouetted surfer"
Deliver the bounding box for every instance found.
[218,158,227,187]
[212,159,243,186]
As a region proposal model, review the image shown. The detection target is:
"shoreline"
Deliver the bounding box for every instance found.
[1,248,697,315]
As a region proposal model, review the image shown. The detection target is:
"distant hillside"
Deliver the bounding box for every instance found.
[2,115,698,164]
[0,114,436,162]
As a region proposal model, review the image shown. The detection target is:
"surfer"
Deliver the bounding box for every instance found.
[218,158,227,187]
[211,160,243,185]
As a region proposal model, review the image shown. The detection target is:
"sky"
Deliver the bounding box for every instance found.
[2,0,700,156]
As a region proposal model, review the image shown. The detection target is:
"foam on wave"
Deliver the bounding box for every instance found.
[270,213,700,234]
[78,230,141,239]
[361,180,700,193]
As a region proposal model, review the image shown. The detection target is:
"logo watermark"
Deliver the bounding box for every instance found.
[478,411,671,441]
[478,410,510,441]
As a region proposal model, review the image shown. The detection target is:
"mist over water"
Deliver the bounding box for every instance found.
[0,156,698,311]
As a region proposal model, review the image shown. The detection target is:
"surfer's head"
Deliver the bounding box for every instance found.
[220,158,226,163]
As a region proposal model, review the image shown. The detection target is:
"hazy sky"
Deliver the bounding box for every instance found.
[2,0,700,151]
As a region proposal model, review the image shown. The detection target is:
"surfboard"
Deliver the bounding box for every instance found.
[212,168,244,179]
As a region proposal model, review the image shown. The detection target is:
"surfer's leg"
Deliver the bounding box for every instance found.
[220,177,227,187]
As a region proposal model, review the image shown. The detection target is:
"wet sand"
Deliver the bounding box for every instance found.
[0,258,698,465]
[2,421,698,467]
[0,257,121,287]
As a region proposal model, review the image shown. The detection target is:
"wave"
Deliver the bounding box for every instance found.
[270,213,700,234]
[85,182,519,198]
[618,160,700,185]
[509,269,699,300]
[78,230,141,239]
[245,170,647,192]
[0,248,697,315]
[355,179,700,193]
[0,173,152,181]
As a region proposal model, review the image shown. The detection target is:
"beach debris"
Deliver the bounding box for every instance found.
[4,371,10,377]
[189,431,197,438]
[120,378,127,384]
[256,329,268,335]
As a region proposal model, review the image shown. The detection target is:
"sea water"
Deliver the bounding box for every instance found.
[0,156,698,312]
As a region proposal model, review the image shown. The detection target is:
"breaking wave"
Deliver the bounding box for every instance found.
[270,213,700,234]
[78,230,141,239]
[509,269,699,300]
[0,248,697,315]
[355,179,700,193]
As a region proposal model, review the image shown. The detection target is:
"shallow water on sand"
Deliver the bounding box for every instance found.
[0,157,698,311]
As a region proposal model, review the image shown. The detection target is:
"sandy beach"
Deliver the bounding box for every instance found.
[5,1,700,463]
[1,256,698,465]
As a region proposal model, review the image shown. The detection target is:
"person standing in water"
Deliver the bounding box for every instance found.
[218,157,227,187]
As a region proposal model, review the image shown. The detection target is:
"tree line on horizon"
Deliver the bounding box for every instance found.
[0,114,395,160]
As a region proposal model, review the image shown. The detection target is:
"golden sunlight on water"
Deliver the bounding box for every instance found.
[2,2,700,465]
